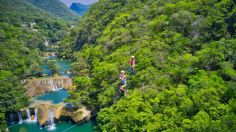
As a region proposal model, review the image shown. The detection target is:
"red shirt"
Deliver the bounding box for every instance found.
[130,59,135,65]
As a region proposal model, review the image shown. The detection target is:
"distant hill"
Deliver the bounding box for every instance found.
[0,0,55,24]
[70,3,91,16]
[25,0,79,21]
[0,0,68,44]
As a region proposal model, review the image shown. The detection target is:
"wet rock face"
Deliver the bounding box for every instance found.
[60,107,91,123]
[22,76,73,97]
[37,104,50,125]
[35,104,91,126]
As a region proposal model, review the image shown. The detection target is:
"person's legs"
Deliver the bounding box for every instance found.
[122,85,127,94]
[119,86,123,93]
[128,66,131,72]
[120,85,126,93]
[131,65,135,74]
[124,86,127,94]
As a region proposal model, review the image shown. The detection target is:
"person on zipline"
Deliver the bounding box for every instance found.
[129,56,136,74]
[119,70,127,94]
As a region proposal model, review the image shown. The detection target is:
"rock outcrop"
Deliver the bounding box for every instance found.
[37,104,49,125]
[22,76,73,97]
[60,106,91,122]
[35,103,91,126]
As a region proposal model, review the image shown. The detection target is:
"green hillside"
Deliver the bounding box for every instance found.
[0,0,69,130]
[25,0,79,21]
[0,22,43,131]
[61,0,236,131]
[0,0,54,24]
[0,0,69,43]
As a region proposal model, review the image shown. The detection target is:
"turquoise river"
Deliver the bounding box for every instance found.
[9,56,95,132]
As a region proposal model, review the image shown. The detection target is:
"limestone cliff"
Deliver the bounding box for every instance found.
[22,76,73,97]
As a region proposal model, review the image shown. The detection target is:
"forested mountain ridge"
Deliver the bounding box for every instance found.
[25,0,79,21]
[61,0,236,131]
[0,0,56,24]
[0,0,69,43]
[70,3,91,16]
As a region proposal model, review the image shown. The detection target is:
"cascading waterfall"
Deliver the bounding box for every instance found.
[18,111,23,124]
[58,80,63,90]
[7,55,77,131]
[26,108,31,121]
[34,108,38,121]
[47,110,55,130]
[49,80,57,91]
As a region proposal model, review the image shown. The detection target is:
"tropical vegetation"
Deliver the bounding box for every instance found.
[62,0,236,131]
[0,0,69,130]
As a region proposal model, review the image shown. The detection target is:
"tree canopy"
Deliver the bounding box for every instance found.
[61,0,236,131]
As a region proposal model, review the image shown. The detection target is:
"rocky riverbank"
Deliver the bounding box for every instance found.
[27,103,91,126]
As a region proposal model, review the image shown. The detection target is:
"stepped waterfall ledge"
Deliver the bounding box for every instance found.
[23,76,73,97]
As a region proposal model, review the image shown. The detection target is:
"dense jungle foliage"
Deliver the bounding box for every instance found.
[63,0,236,131]
[0,0,69,130]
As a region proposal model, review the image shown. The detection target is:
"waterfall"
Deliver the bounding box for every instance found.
[54,80,57,91]
[49,80,57,91]
[47,110,56,130]
[34,108,38,121]
[18,111,23,124]
[48,110,55,126]
[26,108,31,121]
[10,113,14,125]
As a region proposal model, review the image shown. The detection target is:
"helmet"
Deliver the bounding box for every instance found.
[131,56,135,58]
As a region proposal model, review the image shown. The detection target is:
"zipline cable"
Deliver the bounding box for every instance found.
[0,63,118,104]
[0,84,106,105]
[4,30,137,131]
[62,89,125,132]
[62,113,98,132]
[0,55,133,105]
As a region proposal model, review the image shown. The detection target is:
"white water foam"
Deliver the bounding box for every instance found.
[17,111,23,124]
[47,110,56,131]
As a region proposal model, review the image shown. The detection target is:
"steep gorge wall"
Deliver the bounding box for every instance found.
[22,76,73,97]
